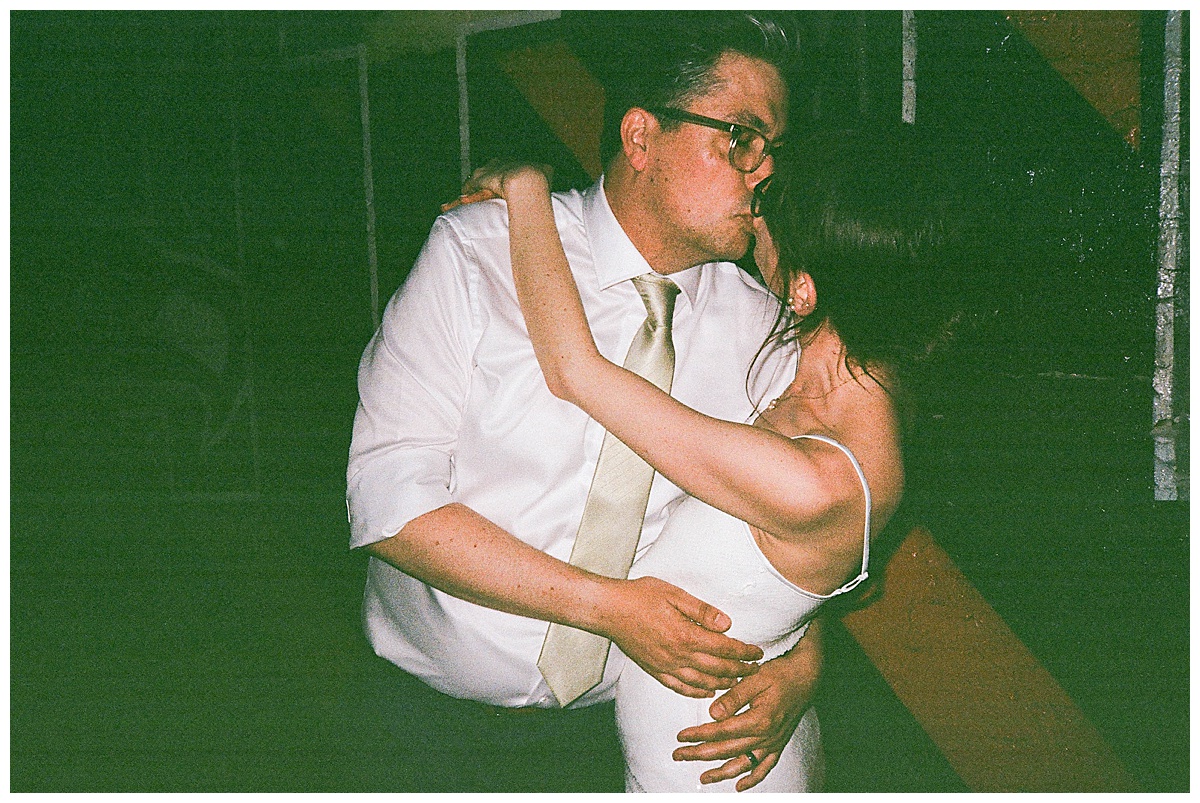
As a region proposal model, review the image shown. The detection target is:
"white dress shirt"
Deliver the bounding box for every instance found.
[347,177,795,708]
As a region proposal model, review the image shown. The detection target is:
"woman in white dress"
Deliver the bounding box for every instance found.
[458,129,961,791]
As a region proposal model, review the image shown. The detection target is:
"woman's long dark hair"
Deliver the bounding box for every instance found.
[750,127,966,412]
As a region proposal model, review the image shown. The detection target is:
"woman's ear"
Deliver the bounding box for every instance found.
[789,271,816,316]
[620,108,652,172]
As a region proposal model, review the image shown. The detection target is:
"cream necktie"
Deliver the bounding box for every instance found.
[537,272,681,707]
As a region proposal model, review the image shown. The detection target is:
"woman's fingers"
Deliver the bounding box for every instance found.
[440,188,499,213]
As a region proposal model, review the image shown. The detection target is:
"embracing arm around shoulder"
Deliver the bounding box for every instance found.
[500,170,855,541]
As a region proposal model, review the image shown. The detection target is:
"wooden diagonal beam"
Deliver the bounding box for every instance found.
[842,528,1139,792]
[496,41,605,179]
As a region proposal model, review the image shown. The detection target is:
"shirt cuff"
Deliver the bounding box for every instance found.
[347,450,454,550]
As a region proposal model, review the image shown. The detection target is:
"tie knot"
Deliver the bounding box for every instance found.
[631,273,680,329]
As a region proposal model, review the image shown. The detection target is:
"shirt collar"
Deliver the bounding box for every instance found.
[583,176,702,307]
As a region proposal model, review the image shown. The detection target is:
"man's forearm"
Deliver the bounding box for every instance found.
[362,502,613,632]
[363,502,764,697]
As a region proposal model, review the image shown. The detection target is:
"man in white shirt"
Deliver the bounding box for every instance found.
[346,12,823,792]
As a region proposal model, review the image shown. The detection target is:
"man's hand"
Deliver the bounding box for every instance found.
[672,619,823,791]
[365,507,761,700]
[599,576,764,699]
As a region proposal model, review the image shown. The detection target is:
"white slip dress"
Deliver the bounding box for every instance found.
[615,434,872,793]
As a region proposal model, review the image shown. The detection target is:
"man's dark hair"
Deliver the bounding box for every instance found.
[594,12,802,166]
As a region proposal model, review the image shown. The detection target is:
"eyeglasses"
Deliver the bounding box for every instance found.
[647,106,784,174]
[751,173,776,218]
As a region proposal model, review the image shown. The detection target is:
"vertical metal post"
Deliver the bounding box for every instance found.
[856,12,869,120]
[457,32,472,184]
[227,15,261,498]
[902,10,917,124]
[358,43,381,331]
[1153,10,1184,500]
[456,11,561,184]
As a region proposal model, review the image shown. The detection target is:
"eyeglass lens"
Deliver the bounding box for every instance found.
[731,129,768,172]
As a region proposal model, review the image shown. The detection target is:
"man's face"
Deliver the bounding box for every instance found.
[644,52,788,270]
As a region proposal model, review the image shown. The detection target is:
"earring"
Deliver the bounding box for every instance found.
[789,278,813,316]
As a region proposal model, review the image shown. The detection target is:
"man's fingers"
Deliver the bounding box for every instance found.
[688,628,764,664]
[677,684,765,743]
[657,672,716,700]
[686,650,760,683]
[695,749,781,788]
[735,751,780,792]
[661,657,758,699]
[671,664,741,693]
[675,593,732,633]
[676,713,759,747]
[697,756,747,786]
[673,735,759,763]
[708,674,760,720]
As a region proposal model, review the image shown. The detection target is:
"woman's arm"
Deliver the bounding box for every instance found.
[472,167,843,540]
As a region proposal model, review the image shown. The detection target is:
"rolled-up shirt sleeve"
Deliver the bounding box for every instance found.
[347,216,476,549]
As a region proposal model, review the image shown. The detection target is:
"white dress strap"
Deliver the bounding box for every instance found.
[792,434,872,596]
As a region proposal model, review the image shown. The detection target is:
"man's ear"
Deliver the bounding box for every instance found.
[620,108,652,172]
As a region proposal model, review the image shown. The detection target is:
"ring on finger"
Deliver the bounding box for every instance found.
[745,752,761,769]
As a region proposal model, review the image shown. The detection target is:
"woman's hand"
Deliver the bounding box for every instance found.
[440,160,553,212]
